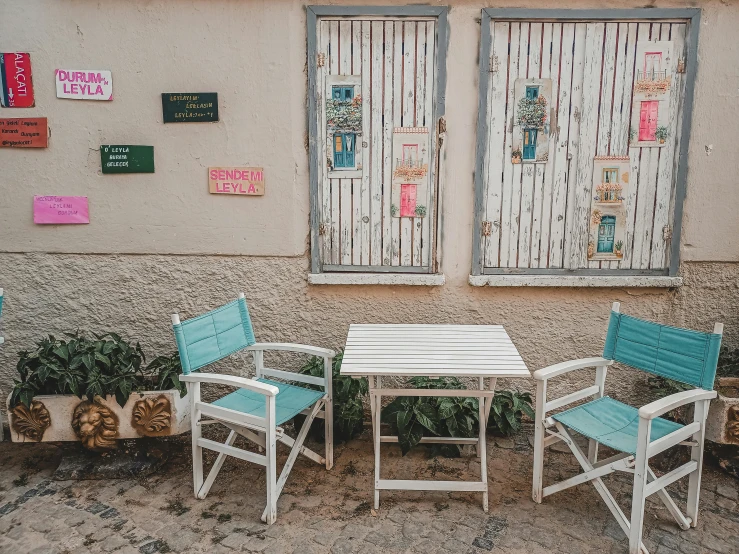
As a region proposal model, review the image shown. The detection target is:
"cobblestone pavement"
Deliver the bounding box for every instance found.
[0,426,737,553]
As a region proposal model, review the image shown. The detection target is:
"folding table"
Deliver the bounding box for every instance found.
[340,324,530,511]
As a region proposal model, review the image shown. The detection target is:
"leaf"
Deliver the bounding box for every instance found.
[52,344,69,361]
[413,402,439,435]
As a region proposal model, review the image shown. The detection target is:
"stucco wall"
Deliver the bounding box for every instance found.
[1,1,739,420]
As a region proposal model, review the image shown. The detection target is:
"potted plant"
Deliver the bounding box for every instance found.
[7,332,190,449]
[655,126,669,144]
[511,149,522,164]
[614,240,624,258]
[292,350,367,443]
[414,205,427,218]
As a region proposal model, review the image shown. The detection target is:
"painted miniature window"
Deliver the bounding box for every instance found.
[311,8,445,274]
[597,216,616,253]
[525,86,539,100]
[473,10,697,278]
[643,52,663,80]
[333,133,356,169]
[400,184,417,217]
[332,85,355,102]
[522,129,538,160]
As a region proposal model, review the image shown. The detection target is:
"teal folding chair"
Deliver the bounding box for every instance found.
[532,302,723,554]
[172,293,335,524]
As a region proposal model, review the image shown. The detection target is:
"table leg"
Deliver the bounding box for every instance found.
[368,376,376,452]
[479,377,489,512]
[374,376,382,510]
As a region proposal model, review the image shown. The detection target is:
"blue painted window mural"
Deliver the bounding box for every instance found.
[597,216,616,253]
[523,128,538,160]
[332,86,355,101]
[333,133,355,168]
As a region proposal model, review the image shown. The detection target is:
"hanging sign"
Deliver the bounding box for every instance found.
[100,145,155,174]
[33,196,89,224]
[208,167,264,196]
[55,69,113,100]
[162,93,218,123]
[0,53,35,108]
[0,117,47,148]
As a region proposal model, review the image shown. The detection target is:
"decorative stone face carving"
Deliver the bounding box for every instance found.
[727,405,739,443]
[71,399,119,450]
[132,395,172,436]
[11,400,51,442]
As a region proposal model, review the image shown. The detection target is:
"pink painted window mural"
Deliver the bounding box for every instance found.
[400,184,417,217]
[644,52,663,79]
[638,101,659,141]
[402,144,418,164]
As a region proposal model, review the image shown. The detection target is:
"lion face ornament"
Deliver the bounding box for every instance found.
[71,399,119,450]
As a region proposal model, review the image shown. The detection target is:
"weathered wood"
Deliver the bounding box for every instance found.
[499,22,522,268]
[370,21,384,266]
[391,21,403,266]
[359,21,371,266]
[382,22,395,266]
[422,21,436,269]
[483,21,510,268]
[401,21,416,266]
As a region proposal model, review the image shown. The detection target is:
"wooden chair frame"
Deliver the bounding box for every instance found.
[173,295,334,524]
[531,302,722,554]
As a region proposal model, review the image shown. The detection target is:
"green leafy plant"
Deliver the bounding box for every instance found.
[414,205,427,217]
[614,240,624,251]
[326,95,362,131]
[511,148,522,159]
[382,377,480,457]
[390,204,398,217]
[655,126,669,141]
[717,346,739,379]
[487,390,534,436]
[294,350,368,443]
[145,352,187,397]
[11,333,185,409]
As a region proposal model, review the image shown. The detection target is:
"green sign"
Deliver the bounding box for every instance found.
[161,92,218,123]
[100,145,154,174]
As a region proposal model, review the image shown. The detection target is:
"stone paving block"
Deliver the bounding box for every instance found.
[715,482,738,501]
[99,535,130,552]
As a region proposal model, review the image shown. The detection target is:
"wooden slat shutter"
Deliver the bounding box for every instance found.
[314,16,442,272]
[476,14,694,275]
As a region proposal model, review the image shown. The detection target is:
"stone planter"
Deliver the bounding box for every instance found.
[7,390,190,449]
[706,378,739,446]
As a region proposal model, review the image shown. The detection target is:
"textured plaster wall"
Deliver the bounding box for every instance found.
[1,0,739,420]
[0,255,737,420]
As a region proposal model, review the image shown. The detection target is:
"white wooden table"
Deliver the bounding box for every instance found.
[340,324,530,511]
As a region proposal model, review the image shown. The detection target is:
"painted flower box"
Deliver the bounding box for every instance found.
[7,390,190,449]
[706,378,739,446]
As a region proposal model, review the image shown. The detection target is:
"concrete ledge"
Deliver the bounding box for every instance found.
[468,275,683,288]
[309,273,445,286]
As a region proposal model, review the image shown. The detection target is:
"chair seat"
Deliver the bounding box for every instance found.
[212,378,325,426]
[552,396,684,455]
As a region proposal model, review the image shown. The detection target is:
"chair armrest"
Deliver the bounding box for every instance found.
[248,342,336,358]
[180,373,279,396]
[638,389,717,420]
[533,357,612,381]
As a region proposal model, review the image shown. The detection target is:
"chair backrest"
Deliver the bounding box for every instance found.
[172,293,256,374]
[603,302,722,390]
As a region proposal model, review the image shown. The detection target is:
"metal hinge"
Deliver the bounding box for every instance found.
[317,53,326,67]
[663,225,672,241]
[319,223,328,235]
[482,221,493,236]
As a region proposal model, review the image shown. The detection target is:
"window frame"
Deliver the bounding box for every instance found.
[471,8,701,281]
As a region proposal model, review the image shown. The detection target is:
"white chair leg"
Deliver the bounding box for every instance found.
[588,440,599,464]
[264,398,278,525]
[687,399,709,527]
[198,431,237,499]
[629,418,652,554]
[532,380,546,504]
[189,382,204,498]
[324,357,334,470]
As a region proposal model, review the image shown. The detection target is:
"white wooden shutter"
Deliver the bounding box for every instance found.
[314,17,440,272]
[476,15,692,274]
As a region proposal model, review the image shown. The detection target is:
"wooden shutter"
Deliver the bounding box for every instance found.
[313,15,442,272]
[475,13,694,274]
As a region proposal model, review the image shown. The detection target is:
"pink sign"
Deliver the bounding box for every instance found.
[55,69,113,101]
[33,196,89,224]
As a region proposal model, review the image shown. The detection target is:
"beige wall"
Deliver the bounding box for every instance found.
[1,1,739,418]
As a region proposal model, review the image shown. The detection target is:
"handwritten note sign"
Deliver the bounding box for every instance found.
[208,167,264,196]
[0,118,47,148]
[1,53,34,108]
[100,145,155,174]
[162,93,218,123]
[34,196,89,224]
[56,69,113,100]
